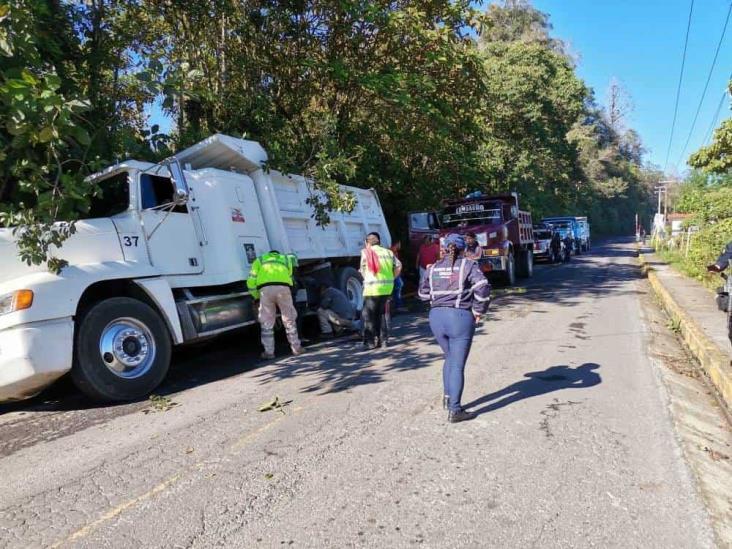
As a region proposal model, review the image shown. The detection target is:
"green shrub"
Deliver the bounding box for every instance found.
[659,219,732,285]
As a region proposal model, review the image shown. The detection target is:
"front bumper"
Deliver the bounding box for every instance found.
[0,318,74,401]
[480,256,508,272]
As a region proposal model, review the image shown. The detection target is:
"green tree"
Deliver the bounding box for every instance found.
[0,1,96,272]
[689,81,731,174]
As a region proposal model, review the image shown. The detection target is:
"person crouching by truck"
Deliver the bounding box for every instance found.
[247,250,304,359]
[360,232,401,349]
[317,284,362,338]
[419,234,491,424]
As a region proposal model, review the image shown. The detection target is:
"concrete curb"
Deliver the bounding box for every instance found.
[639,253,732,411]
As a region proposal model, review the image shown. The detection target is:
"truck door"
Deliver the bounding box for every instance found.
[408,210,440,267]
[138,173,204,275]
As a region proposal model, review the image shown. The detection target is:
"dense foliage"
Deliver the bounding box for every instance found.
[1,0,659,269]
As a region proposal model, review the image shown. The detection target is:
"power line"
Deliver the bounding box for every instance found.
[664,0,695,171]
[702,89,728,146]
[675,1,732,168]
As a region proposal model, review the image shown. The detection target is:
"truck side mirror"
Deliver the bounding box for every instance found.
[173,188,189,206]
[165,158,190,206]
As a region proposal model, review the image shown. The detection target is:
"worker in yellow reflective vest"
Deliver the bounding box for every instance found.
[360,232,401,349]
[247,250,304,359]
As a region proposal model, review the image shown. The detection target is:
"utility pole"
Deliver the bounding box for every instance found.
[654,185,666,215]
[655,186,663,214]
[653,180,675,238]
[654,180,675,216]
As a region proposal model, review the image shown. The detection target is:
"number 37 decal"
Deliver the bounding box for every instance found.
[122,235,140,247]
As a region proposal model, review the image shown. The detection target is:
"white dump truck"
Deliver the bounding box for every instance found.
[0,134,391,402]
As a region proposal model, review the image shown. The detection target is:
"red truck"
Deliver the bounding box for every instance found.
[408,192,534,286]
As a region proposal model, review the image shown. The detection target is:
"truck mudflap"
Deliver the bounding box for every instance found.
[0,318,73,401]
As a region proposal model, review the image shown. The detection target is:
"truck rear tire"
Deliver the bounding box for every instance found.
[72,297,172,402]
[517,249,534,278]
[336,266,364,311]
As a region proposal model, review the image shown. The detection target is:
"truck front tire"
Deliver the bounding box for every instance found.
[503,253,516,286]
[517,249,534,278]
[72,297,172,402]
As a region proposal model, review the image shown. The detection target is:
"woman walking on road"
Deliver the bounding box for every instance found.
[418,234,491,423]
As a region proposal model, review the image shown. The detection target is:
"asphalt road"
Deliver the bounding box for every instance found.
[0,240,722,548]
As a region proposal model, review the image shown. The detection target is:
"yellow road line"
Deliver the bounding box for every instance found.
[50,355,383,547]
[50,473,182,548]
[50,406,299,547]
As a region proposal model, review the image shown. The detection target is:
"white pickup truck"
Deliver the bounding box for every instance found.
[0,134,391,402]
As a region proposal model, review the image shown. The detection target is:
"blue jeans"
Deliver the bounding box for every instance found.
[429,307,476,412]
[392,275,404,309]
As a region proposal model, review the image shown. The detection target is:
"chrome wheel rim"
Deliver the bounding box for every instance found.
[99,317,157,379]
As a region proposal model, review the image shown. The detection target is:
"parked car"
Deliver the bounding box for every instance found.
[533,223,554,262]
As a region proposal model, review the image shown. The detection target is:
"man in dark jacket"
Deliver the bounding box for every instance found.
[317,284,361,337]
[707,242,732,273]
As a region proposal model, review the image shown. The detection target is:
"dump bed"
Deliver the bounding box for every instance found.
[174,134,391,262]
[264,171,390,261]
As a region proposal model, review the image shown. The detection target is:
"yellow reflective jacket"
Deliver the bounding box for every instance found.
[361,245,397,297]
[247,251,297,299]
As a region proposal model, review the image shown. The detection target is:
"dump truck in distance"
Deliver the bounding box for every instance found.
[0,134,391,402]
[408,192,534,286]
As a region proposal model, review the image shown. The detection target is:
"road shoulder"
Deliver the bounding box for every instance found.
[641,282,732,546]
[639,249,732,411]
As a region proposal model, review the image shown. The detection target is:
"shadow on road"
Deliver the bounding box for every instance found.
[498,240,641,312]
[0,239,632,414]
[251,312,439,395]
[464,363,602,416]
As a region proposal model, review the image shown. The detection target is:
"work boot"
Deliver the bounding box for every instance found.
[261,352,275,360]
[291,346,305,356]
[447,409,476,423]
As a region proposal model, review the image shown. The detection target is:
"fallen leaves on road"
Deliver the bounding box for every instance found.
[142,394,179,414]
[257,396,292,414]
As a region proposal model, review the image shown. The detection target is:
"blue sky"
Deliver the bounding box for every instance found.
[531,0,731,174]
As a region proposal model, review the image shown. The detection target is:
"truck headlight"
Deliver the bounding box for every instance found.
[0,290,34,316]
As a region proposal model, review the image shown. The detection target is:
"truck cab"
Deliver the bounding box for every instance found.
[541,216,590,254]
[408,192,534,286]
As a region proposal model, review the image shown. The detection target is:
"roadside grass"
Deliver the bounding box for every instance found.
[656,248,718,291]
